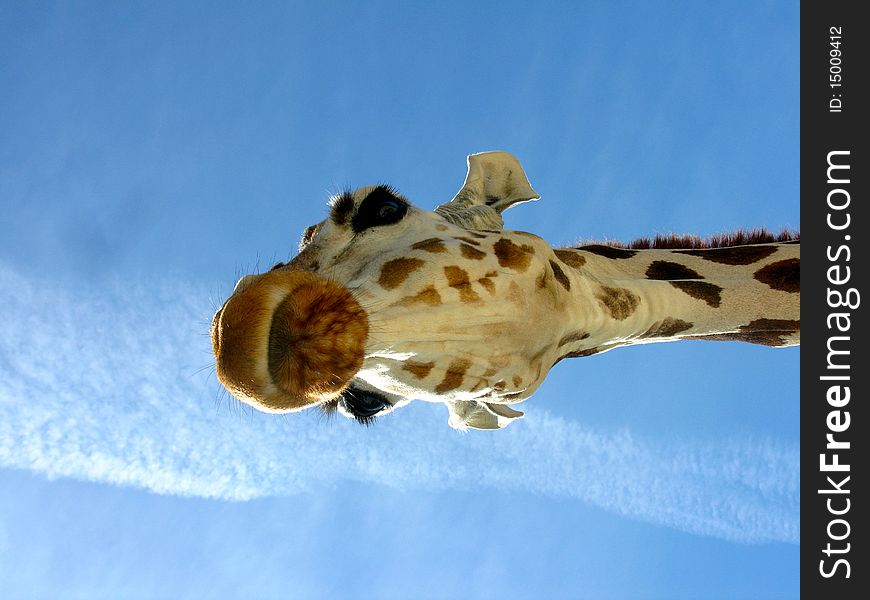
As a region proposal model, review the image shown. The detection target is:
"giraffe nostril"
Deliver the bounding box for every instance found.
[213,270,369,413]
[266,279,369,402]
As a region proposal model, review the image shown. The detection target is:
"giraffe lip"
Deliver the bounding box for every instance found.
[212,270,369,413]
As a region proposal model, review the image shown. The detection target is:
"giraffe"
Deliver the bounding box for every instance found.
[211,152,799,429]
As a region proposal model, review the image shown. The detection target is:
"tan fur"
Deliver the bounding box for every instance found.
[454,236,482,246]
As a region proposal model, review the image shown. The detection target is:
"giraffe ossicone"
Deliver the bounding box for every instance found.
[211,152,799,430]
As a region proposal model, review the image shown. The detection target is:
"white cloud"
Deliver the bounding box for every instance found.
[0,262,798,543]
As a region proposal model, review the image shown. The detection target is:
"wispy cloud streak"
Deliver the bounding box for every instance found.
[0,263,798,543]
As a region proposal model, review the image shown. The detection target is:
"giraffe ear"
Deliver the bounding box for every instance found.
[446,399,524,430]
[453,151,540,212]
[435,151,540,230]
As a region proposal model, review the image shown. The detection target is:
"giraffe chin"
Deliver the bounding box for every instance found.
[211,269,369,413]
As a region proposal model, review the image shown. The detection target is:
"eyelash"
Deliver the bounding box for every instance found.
[350,412,379,427]
[318,398,381,426]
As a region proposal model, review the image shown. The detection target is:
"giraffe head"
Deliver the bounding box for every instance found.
[212,152,561,429]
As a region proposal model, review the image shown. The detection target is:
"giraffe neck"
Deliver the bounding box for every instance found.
[549,241,800,361]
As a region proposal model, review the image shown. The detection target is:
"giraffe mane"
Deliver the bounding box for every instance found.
[577,227,799,250]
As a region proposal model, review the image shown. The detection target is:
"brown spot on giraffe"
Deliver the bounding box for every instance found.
[435,358,472,394]
[411,238,448,253]
[403,360,435,380]
[469,378,488,393]
[378,258,425,290]
[645,261,703,280]
[444,266,482,303]
[553,249,586,269]
[558,330,590,347]
[396,285,442,307]
[507,281,525,306]
[512,375,523,388]
[555,343,622,364]
[549,259,571,291]
[692,319,800,347]
[579,245,638,259]
[492,380,507,391]
[753,258,800,293]
[479,277,496,294]
[435,224,448,232]
[454,236,482,246]
[640,318,694,338]
[675,245,777,265]
[494,238,535,272]
[558,347,604,360]
[669,281,723,308]
[596,286,641,320]
[482,367,499,377]
[536,268,550,290]
[460,243,487,260]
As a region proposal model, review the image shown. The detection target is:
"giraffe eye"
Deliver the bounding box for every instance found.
[340,386,389,424]
[377,200,400,220]
[351,186,408,233]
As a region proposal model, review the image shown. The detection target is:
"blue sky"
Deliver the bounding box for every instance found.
[0,1,799,598]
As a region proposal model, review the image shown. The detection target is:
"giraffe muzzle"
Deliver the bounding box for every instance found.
[211,270,369,412]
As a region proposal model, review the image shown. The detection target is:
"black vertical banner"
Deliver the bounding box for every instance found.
[802,2,868,597]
